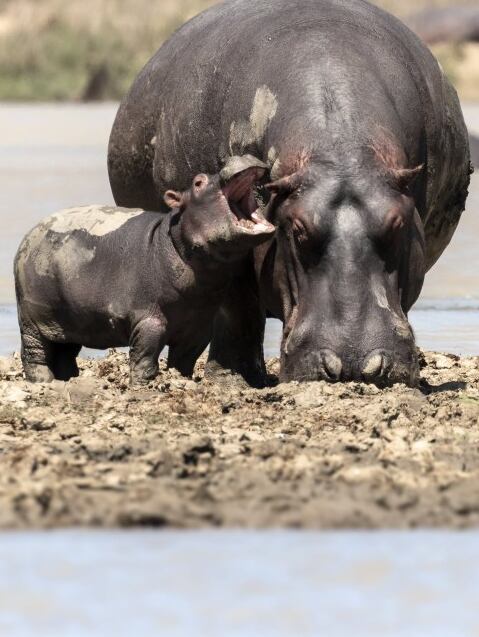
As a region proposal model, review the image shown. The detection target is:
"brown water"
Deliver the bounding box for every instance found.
[1,102,478,356]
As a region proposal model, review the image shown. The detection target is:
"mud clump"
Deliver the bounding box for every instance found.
[0,350,478,529]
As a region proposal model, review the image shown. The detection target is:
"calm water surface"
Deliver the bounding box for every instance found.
[1,530,479,637]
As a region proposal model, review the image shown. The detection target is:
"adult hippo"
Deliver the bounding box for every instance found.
[108,0,471,386]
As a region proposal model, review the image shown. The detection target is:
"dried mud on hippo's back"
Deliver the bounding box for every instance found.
[0,351,478,529]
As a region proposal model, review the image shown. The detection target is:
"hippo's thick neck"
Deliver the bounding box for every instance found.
[167,212,240,293]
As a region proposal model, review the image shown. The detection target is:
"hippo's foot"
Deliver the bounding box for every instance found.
[167,339,210,379]
[129,363,159,387]
[128,318,165,386]
[204,359,267,389]
[24,363,54,383]
[205,316,268,387]
[49,343,82,381]
[20,326,56,382]
[206,266,268,388]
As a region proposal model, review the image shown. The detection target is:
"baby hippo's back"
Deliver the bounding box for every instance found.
[14,205,164,349]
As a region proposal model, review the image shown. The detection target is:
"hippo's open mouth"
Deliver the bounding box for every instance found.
[230,203,275,235]
[224,168,275,235]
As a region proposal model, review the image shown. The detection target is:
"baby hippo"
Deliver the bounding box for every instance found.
[14,156,274,385]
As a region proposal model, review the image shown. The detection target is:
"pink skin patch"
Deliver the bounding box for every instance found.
[369,128,424,187]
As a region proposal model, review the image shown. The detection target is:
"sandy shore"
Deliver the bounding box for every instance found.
[0,350,478,529]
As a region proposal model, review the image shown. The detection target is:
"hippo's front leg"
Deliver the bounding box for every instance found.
[129,316,166,386]
[205,266,267,388]
[167,335,211,378]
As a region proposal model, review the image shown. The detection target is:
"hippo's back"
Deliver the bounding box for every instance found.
[109,0,433,203]
[14,205,153,314]
[108,0,470,268]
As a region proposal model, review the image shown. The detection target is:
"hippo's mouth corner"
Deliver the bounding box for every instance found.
[230,204,275,235]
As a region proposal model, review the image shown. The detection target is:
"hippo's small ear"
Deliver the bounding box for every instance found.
[391,164,424,189]
[164,190,183,209]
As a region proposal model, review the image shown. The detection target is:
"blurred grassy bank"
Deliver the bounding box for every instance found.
[0,0,478,102]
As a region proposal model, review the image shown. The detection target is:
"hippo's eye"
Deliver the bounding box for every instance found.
[387,213,405,234]
[375,208,408,263]
[289,186,304,200]
[292,218,308,244]
[381,204,409,243]
[382,196,414,237]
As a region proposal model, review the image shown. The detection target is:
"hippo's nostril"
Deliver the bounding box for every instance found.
[362,354,383,379]
[320,349,342,381]
[362,351,392,383]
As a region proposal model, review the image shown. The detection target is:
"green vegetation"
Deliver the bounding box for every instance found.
[0,22,133,100]
[0,0,216,101]
[0,0,477,101]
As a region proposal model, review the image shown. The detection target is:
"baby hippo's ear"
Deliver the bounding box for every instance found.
[164,190,184,209]
[164,174,209,210]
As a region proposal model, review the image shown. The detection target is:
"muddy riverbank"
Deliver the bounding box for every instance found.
[0,350,478,529]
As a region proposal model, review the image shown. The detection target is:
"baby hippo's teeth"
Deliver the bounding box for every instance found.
[237,218,255,229]
[253,221,275,234]
[251,210,265,224]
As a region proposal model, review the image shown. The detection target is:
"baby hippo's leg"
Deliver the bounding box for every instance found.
[20,323,55,382]
[129,317,166,386]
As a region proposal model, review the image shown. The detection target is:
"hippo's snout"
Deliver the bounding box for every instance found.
[281,332,419,386]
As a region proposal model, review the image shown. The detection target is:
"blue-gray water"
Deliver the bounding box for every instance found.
[1,300,479,358]
[1,104,479,636]
[1,531,479,637]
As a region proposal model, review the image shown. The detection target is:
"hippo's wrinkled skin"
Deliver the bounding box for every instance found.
[14,159,273,384]
[108,0,471,387]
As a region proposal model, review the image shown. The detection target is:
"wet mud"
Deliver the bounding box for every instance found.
[0,350,478,529]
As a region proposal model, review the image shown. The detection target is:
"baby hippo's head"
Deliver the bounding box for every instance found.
[164,155,275,262]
